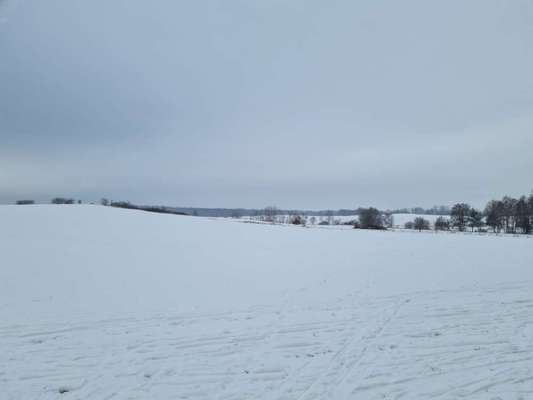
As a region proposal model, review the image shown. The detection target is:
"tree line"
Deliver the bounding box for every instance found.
[402,192,533,234]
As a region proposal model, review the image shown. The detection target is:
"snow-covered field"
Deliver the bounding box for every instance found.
[1,205,532,399]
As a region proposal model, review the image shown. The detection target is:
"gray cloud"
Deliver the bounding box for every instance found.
[1,0,533,208]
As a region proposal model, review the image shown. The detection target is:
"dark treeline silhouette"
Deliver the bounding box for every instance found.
[15,200,35,205]
[169,206,450,218]
[169,207,362,218]
[109,201,188,216]
[51,197,76,204]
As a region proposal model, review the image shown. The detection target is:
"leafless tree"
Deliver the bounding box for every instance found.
[451,203,471,231]
[263,206,279,223]
[434,216,450,231]
[414,217,430,231]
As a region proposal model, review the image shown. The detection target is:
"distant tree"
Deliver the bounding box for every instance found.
[263,206,279,223]
[383,213,394,228]
[434,216,450,231]
[413,217,430,231]
[515,196,531,234]
[326,210,334,225]
[110,201,133,208]
[359,208,385,230]
[309,216,317,225]
[16,200,35,205]
[451,203,471,231]
[404,221,414,229]
[484,200,504,232]
[467,208,483,232]
[231,210,242,219]
[529,193,533,231]
[51,197,75,205]
[412,207,425,215]
[502,196,518,233]
[100,198,109,206]
[289,215,305,225]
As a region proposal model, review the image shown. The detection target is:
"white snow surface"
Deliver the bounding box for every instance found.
[391,213,446,228]
[1,205,532,399]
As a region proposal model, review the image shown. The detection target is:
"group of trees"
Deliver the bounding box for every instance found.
[101,200,187,215]
[51,197,77,204]
[402,192,533,235]
[15,200,35,205]
[484,195,533,234]
[15,198,82,205]
[389,205,451,216]
[448,203,483,232]
[404,217,431,231]
[446,195,533,234]
[356,208,394,230]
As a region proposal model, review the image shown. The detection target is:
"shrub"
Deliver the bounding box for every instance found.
[359,208,386,230]
[289,215,305,225]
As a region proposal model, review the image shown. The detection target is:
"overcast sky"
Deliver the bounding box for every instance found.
[1,0,532,209]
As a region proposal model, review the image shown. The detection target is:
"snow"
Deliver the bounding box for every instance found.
[391,213,447,228]
[1,205,532,399]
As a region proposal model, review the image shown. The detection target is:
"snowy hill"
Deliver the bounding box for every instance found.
[1,205,532,399]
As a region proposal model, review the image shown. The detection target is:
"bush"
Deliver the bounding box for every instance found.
[404,221,414,229]
[359,208,386,230]
[289,215,305,225]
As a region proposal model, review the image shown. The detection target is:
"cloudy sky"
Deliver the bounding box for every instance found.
[1,0,532,209]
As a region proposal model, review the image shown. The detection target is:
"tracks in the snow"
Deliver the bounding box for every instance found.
[1,282,532,400]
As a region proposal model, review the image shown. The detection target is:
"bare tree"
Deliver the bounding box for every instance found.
[451,203,471,232]
[413,217,430,231]
[502,196,517,233]
[467,208,483,232]
[515,196,531,234]
[484,200,504,232]
[434,216,450,231]
[383,213,394,229]
[263,206,279,223]
[326,210,334,225]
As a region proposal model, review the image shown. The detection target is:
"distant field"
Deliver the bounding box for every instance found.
[1,205,532,399]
